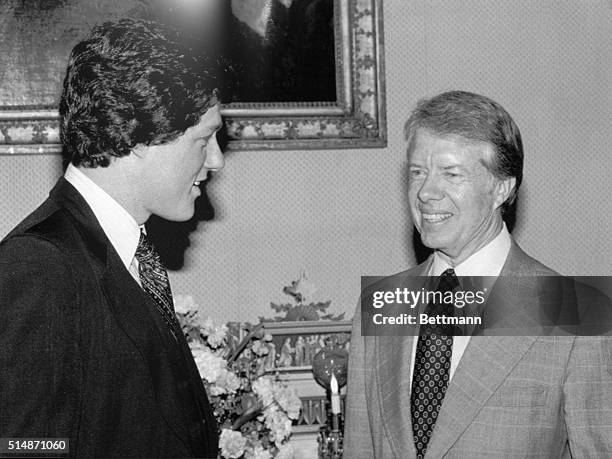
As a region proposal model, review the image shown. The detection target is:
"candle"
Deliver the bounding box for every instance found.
[330,374,341,414]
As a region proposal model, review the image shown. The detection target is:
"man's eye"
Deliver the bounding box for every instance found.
[409,169,425,178]
[444,172,461,179]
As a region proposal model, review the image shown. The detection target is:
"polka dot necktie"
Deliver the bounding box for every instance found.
[411,268,459,458]
[135,230,180,342]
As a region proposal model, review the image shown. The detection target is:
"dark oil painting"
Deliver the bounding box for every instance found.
[1,0,337,107]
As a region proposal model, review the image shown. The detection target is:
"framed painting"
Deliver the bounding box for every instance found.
[0,0,385,155]
[261,319,351,373]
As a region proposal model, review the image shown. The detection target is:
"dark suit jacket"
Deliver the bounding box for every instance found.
[0,178,218,458]
[345,241,612,458]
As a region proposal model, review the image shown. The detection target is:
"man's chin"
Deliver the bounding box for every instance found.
[419,233,450,252]
[155,207,195,223]
[171,211,195,222]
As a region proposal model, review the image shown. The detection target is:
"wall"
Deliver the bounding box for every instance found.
[1,0,611,324]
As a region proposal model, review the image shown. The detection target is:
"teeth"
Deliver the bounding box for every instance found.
[193,181,200,186]
[422,213,452,223]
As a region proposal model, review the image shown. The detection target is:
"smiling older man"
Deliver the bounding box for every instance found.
[345,90,612,458]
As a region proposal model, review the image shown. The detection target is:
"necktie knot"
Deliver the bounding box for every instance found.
[423,268,459,324]
[438,268,459,292]
[135,231,158,264]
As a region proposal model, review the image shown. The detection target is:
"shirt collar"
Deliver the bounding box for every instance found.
[64,163,141,270]
[430,223,511,277]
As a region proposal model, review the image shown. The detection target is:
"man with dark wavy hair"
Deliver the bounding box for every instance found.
[0,19,223,457]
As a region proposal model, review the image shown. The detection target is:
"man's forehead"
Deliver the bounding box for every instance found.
[408,129,493,161]
[186,104,222,137]
[413,128,489,147]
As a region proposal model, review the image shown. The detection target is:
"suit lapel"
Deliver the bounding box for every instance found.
[375,260,432,458]
[376,334,417,457]
[424,240,541,458]
[100,258,197,451]
[423,335,537,458]
[53,178,198,452]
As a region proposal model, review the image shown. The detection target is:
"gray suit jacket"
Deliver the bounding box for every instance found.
[344,241,612,458]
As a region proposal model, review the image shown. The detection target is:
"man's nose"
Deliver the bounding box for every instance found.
[203,134,224,171]
[417,173,443,202]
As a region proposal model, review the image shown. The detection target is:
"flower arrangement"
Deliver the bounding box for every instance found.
[174,295,302,459]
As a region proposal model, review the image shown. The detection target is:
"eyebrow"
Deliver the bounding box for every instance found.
[407,163,468,172]
[442,164,465,170]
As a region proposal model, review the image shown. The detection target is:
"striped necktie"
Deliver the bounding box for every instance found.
[411,268,459,458]
[135,230,180,341]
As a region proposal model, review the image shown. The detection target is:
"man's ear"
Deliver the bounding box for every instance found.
[493,176,516,209]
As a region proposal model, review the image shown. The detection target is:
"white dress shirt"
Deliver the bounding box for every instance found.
[409,224,512,387]
[64,164,142,283]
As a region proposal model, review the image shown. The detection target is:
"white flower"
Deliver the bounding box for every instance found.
[245,444,272,459]
[275,442,295,459]
[273,386,301,420]
[251,340,269,357]
[201,317,215,331]
[252,377,275,407]
[207,327,227,348]
[210,369,241,396]
[263,408,292,443]
[209,384,226,397]
[190,345,226,383]
[173,294,197,315]
[224,371,241,393]
[200,318,228,348]
[253,378,301,421]
[219,429,247,459]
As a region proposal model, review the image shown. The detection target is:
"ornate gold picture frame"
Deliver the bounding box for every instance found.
[0,0,385,155]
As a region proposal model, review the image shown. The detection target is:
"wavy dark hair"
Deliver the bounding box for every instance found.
[60,18,219,168]
[405,90,523,219]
